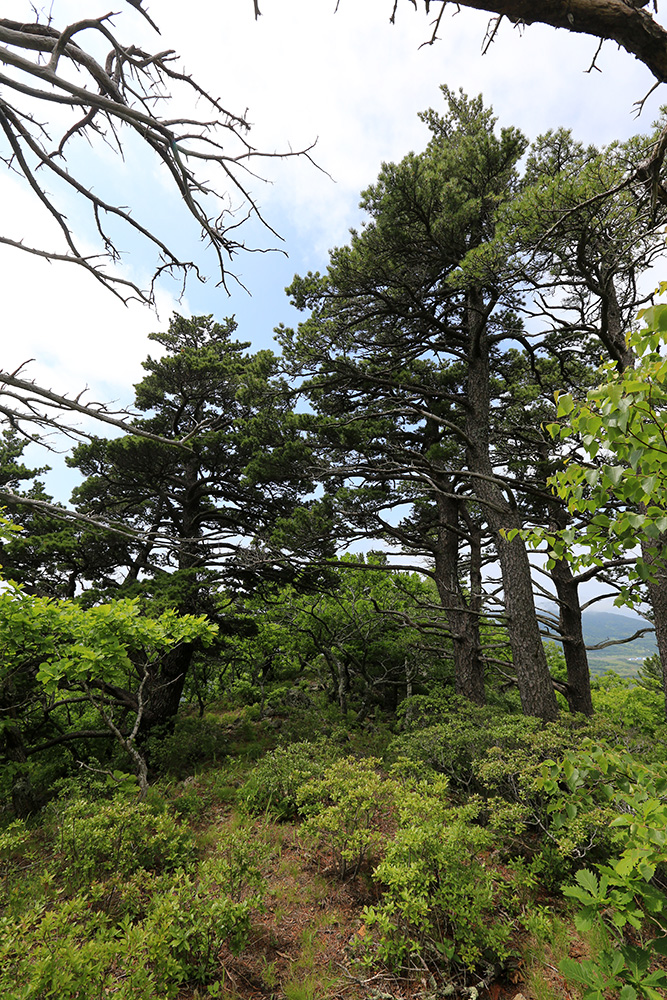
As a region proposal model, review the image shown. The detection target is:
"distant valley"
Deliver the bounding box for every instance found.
[541,607,657,678]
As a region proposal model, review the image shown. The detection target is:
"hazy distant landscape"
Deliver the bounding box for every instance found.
[544,608,657,678]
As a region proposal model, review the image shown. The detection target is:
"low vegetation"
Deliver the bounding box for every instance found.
[3,679,667,1000]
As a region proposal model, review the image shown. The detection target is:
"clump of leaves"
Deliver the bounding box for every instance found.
[49,796,197,885]
[539,742,667,999]
[146,715,229,779]
[0,813,265,998]
[239,739,343,820]
[297,756,395,877]
[362,773,516,974]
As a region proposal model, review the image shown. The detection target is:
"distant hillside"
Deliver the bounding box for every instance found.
[541,607,657,678]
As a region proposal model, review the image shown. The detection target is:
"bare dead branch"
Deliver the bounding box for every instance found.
[393,0,667,84]
[0,367,204,447]
[0,8,315,302]
[585,36,605,72]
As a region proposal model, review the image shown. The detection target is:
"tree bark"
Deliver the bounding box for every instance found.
[465,290,559,720]
[641,536,667,719]
[141,642,194,734]
[433,493,486,704]
[421,0,667,83]
[550,554,594,715]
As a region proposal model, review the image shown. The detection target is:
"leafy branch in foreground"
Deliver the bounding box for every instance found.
[519,290,667,712]
[521,290,667,585]
[539,744,667,1000]
[0,507,218,805]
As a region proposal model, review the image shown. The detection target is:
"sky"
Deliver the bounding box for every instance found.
[1,0,666,615]
[2,1,664,397]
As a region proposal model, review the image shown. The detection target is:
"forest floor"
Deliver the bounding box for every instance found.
[175,803,579,1000]
[6,701,659,1000]
[164,713,594,1000]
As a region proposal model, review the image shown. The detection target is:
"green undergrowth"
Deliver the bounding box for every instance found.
[3,695,667,999]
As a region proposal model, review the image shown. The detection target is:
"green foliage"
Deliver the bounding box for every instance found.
[68,313,314,609]
[147,715,228,778]
[203,821,267,902]
[0,803,265,998]
[50,796,197,885]
[227,556,448,721]
[298,756,395,877]
[389,697,571,794]
[239,739,343,820]
[524,289,667,609]
[0,568,218,804]
[637,653,664,693]
[363,775,515,973]
[537,743,667,998]
[590,672,666,736]
[0,866,256,999]
[143,867,255,989]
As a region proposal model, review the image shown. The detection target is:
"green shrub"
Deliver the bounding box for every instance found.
[0,896,118,1000]
[539,742,667,999]
[363,777,515,974]
[298,756,396,877]
[168,771,237,822]
[51,796,196,884]
[591,672,667,739]
[0,875,256,999]
[389,701,547,791]
[204,821,267,901]
[0,820,265,999]
[147,716,228,778]
[239,739,343,820]
[228,677,262,707]
[144,869,255,991]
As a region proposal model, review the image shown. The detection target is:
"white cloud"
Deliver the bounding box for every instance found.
[2,1,666,415]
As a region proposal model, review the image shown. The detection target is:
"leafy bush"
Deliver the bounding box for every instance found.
[390,700,548,788]
[0,896,120,1000]
[591,672,667,739]
[239,738,343,820]
[204,821,267,901]
[538,743,667,999]
[363,776,515,973]
[298,756,396,877]
[0,874,256,999]
[144,866,256,991]
[51,796,197,884]
[147,715,229,778]
[228,677,262,707]
[0,817,265,998]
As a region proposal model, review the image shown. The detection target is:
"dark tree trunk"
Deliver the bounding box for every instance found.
[550,555,594,715]
[434,493,485,705]
[494,527,560,720]
[137,460,202,734]
[141,642,194,734]
[4,723,38,818]
[641,536,667,720]
[599,275,636,372]
[465,290,559,720]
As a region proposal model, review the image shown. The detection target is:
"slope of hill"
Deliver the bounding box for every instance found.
[542,607,657,677]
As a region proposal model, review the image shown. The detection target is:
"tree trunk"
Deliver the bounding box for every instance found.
[550,555,594,715]
[465,290,559,720]
[141,642,194,734]
[641,536,667,720]
[426,0,667,85]
[606,296,667,719]
[494,527,560,719]
[5,723,38,818]
[434,493,485,704]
